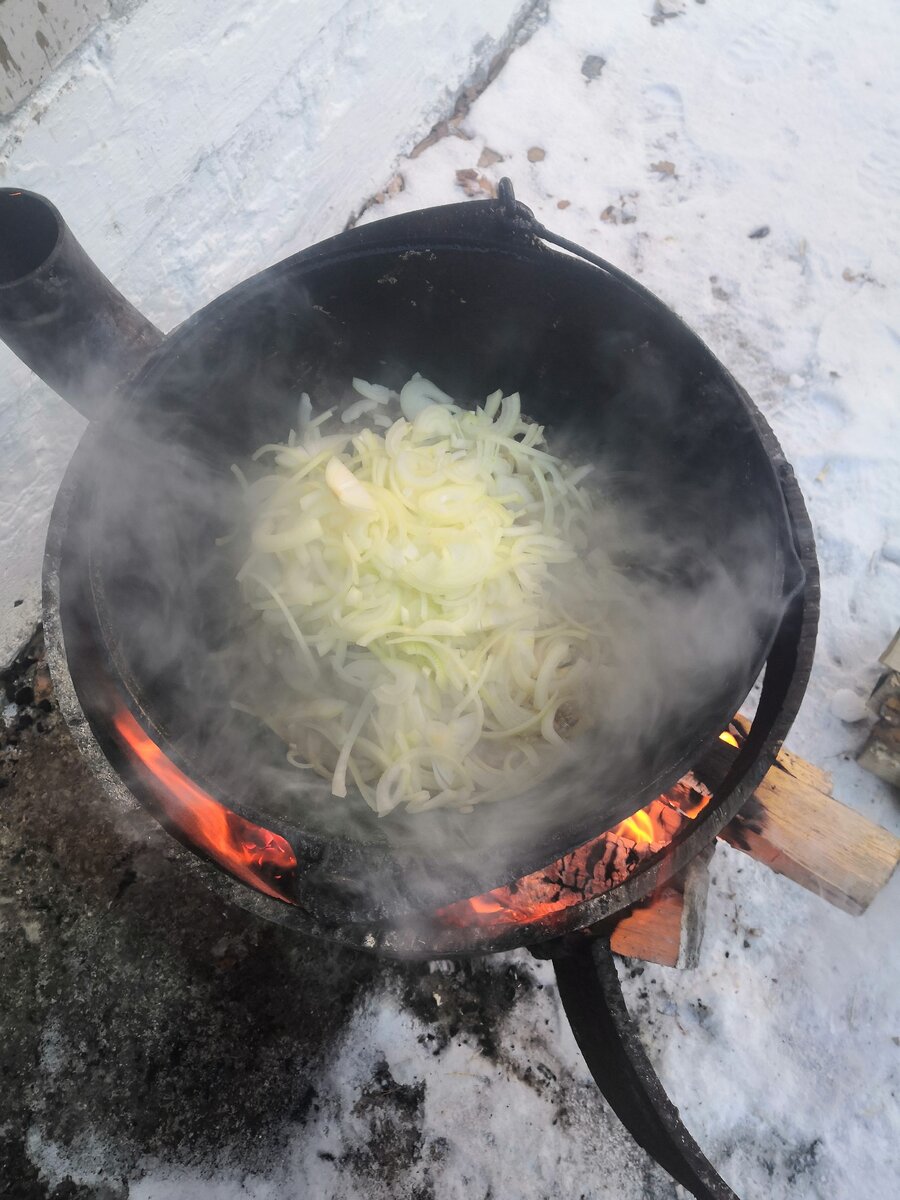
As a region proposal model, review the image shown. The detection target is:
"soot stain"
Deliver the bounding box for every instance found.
[398,957,535,1060]
[0,631,386,1193]
[0,630,551,1197]
[342,1058,428,1186]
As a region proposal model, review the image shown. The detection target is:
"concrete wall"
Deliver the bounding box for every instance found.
[0,0,108,114]
[0,0,533,664]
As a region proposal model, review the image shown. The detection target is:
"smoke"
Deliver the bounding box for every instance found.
[62,246,802,923]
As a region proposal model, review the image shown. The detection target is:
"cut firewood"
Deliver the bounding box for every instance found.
[720,750,900,916]
[609,848,712,968]
[857,718,900,788]
[859,628,900,786]
[867,669,900,718]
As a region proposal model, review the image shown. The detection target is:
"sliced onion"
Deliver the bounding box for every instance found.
[237,372,601,816]
[331,694,375,798]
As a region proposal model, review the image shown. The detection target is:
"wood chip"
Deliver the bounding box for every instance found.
[478,146,504,168]
[527,146,545,162]
[454,168,496,198]
[371,173,405,206]
[557,199,571,209]
[32,664,52,703]
[410,116,472,159]
[650,160,676,176]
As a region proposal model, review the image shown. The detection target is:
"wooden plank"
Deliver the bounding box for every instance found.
[607,730,898,966]
[609,850,712,968]
[720,765,900,916]
[609,887,685,967]
[773,745,833,795]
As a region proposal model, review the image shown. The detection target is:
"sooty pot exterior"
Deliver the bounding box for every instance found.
[1,184,815,947]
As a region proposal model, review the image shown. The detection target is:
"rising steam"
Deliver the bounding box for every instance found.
[66,260,799,916]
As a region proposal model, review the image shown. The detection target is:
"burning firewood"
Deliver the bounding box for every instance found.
[605,726,899,967]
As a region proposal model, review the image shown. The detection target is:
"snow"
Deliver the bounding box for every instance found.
[126,980,658,1200]
[0,0,108,114]
[830,688,869,724]
[16,0,900,1197]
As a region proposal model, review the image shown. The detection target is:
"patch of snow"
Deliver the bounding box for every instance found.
[121,972,672,1200]
[830,688,870,723]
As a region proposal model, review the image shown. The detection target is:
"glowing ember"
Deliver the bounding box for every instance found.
[113,708,297,903]
[433,731,744,932]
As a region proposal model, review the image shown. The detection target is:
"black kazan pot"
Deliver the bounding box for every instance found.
[0,181,816,956]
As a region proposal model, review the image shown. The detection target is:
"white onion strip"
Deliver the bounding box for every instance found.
[235,375,601,816]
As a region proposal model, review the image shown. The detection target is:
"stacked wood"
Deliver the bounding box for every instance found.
[858,629,900,787]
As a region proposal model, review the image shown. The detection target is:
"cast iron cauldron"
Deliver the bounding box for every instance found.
[0,181,811,929]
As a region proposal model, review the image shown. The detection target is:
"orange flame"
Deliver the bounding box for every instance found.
[611,806,657,848]
[434,729,741,932]
[113,708,297,903]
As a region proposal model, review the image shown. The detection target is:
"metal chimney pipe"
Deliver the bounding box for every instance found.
[0,188,163,420]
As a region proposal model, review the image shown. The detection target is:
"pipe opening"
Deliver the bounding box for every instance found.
[0,190,62,286]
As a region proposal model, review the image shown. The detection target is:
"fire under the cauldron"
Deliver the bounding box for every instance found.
[431,741,737,932]
[113,702,741,934]
[113,708,298,903]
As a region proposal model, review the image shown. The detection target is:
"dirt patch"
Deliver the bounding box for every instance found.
[0,630,548,1197]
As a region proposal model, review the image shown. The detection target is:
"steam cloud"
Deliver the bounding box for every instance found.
[66,264,800,923]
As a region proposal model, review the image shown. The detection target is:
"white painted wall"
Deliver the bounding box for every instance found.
[0,0,532,664]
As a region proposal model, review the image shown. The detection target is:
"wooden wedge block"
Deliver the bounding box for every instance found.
[720,751,900,916]
[609,849,712,968]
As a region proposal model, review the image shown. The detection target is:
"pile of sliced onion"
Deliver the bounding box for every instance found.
[236,374,603,817]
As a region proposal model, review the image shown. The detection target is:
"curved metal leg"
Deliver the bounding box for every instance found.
[550,937,739,1200]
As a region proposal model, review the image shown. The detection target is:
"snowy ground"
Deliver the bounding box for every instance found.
[6,1,900,1198]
